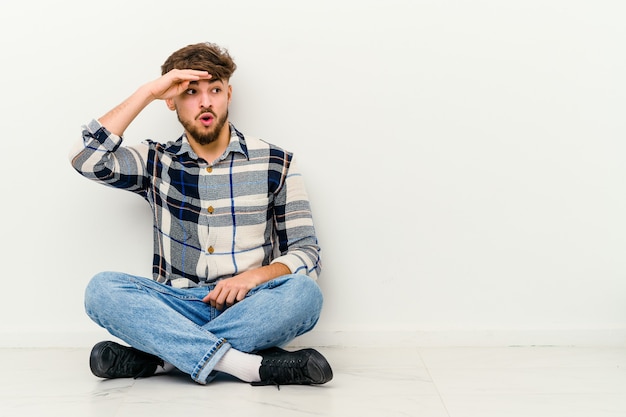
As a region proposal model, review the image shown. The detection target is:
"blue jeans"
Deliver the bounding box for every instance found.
[84,271,323,384]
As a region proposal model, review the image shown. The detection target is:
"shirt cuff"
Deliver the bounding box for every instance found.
[271,254,316,280]
[83,119,123,152]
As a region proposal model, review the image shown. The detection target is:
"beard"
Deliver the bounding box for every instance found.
[178,108,229,146]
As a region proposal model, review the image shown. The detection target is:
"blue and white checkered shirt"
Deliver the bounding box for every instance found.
[70,119,321,288]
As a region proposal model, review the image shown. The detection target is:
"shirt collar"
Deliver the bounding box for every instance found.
[168,122,249,161]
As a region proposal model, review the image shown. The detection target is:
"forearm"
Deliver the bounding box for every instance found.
[98,84,156,136]
[251,262,292,285]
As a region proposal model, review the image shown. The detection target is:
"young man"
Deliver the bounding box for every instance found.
[69,42,332,386]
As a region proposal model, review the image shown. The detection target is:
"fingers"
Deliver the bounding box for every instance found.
[202,286,230,311]
[203,287,223,310]
[203,284,249,311]
[149,69,212,100]
[225,290,238,309]
[202,290,216,305]
[166,68,212,82]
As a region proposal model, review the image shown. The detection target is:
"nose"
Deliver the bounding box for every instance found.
[198,91,212,109]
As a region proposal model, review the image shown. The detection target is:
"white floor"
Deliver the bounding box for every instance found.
[1,346,625,417]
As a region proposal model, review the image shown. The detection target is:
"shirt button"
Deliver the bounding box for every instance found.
[208,246,214,254]
[206,167,213,173]
[207,206,214,214]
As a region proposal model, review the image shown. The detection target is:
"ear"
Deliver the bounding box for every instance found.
[227,84,233,105]
[166,98,176,111]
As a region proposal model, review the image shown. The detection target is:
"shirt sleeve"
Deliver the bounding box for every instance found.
[270,155,322,280]
[69,119,150,196]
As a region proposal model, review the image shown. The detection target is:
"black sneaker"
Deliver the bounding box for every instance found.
[89,341,164,379]
[252,347,333,386]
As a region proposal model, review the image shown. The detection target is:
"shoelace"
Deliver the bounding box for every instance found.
[111,348,160,379]
[262,356,308,389]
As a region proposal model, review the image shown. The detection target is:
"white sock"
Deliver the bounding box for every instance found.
[214,348,262,382]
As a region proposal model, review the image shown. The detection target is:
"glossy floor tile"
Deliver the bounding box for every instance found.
[0,346,624,416]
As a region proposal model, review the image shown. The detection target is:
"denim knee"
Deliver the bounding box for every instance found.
[289,274,324,311]
[272,274,324,328]
[84,271,124,322]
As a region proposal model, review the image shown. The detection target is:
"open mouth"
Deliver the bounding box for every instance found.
[198,112,215,127]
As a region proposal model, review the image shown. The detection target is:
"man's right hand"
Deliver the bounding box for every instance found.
[147,69,212,101]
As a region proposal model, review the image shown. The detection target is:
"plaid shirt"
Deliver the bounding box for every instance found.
[70,119,321,288]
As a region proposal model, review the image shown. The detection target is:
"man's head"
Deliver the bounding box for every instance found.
[163,43,236,147]
[161,42,237,81]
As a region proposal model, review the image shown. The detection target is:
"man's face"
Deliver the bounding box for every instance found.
[169,79,232,145]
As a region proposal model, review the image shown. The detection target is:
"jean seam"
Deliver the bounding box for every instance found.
[191,338,229,384]
[128,275,210,301]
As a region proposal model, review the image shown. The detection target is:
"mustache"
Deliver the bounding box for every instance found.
[196,109,216,119]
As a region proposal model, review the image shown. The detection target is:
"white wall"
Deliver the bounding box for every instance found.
[1,0,625,347]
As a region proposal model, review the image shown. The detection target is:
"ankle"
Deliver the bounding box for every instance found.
[214,348,262,383]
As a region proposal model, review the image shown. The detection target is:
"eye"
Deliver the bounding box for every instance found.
[185,88,197,95]
[212,88,221,93]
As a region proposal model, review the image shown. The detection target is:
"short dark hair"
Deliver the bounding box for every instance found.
[161,42,237,81]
